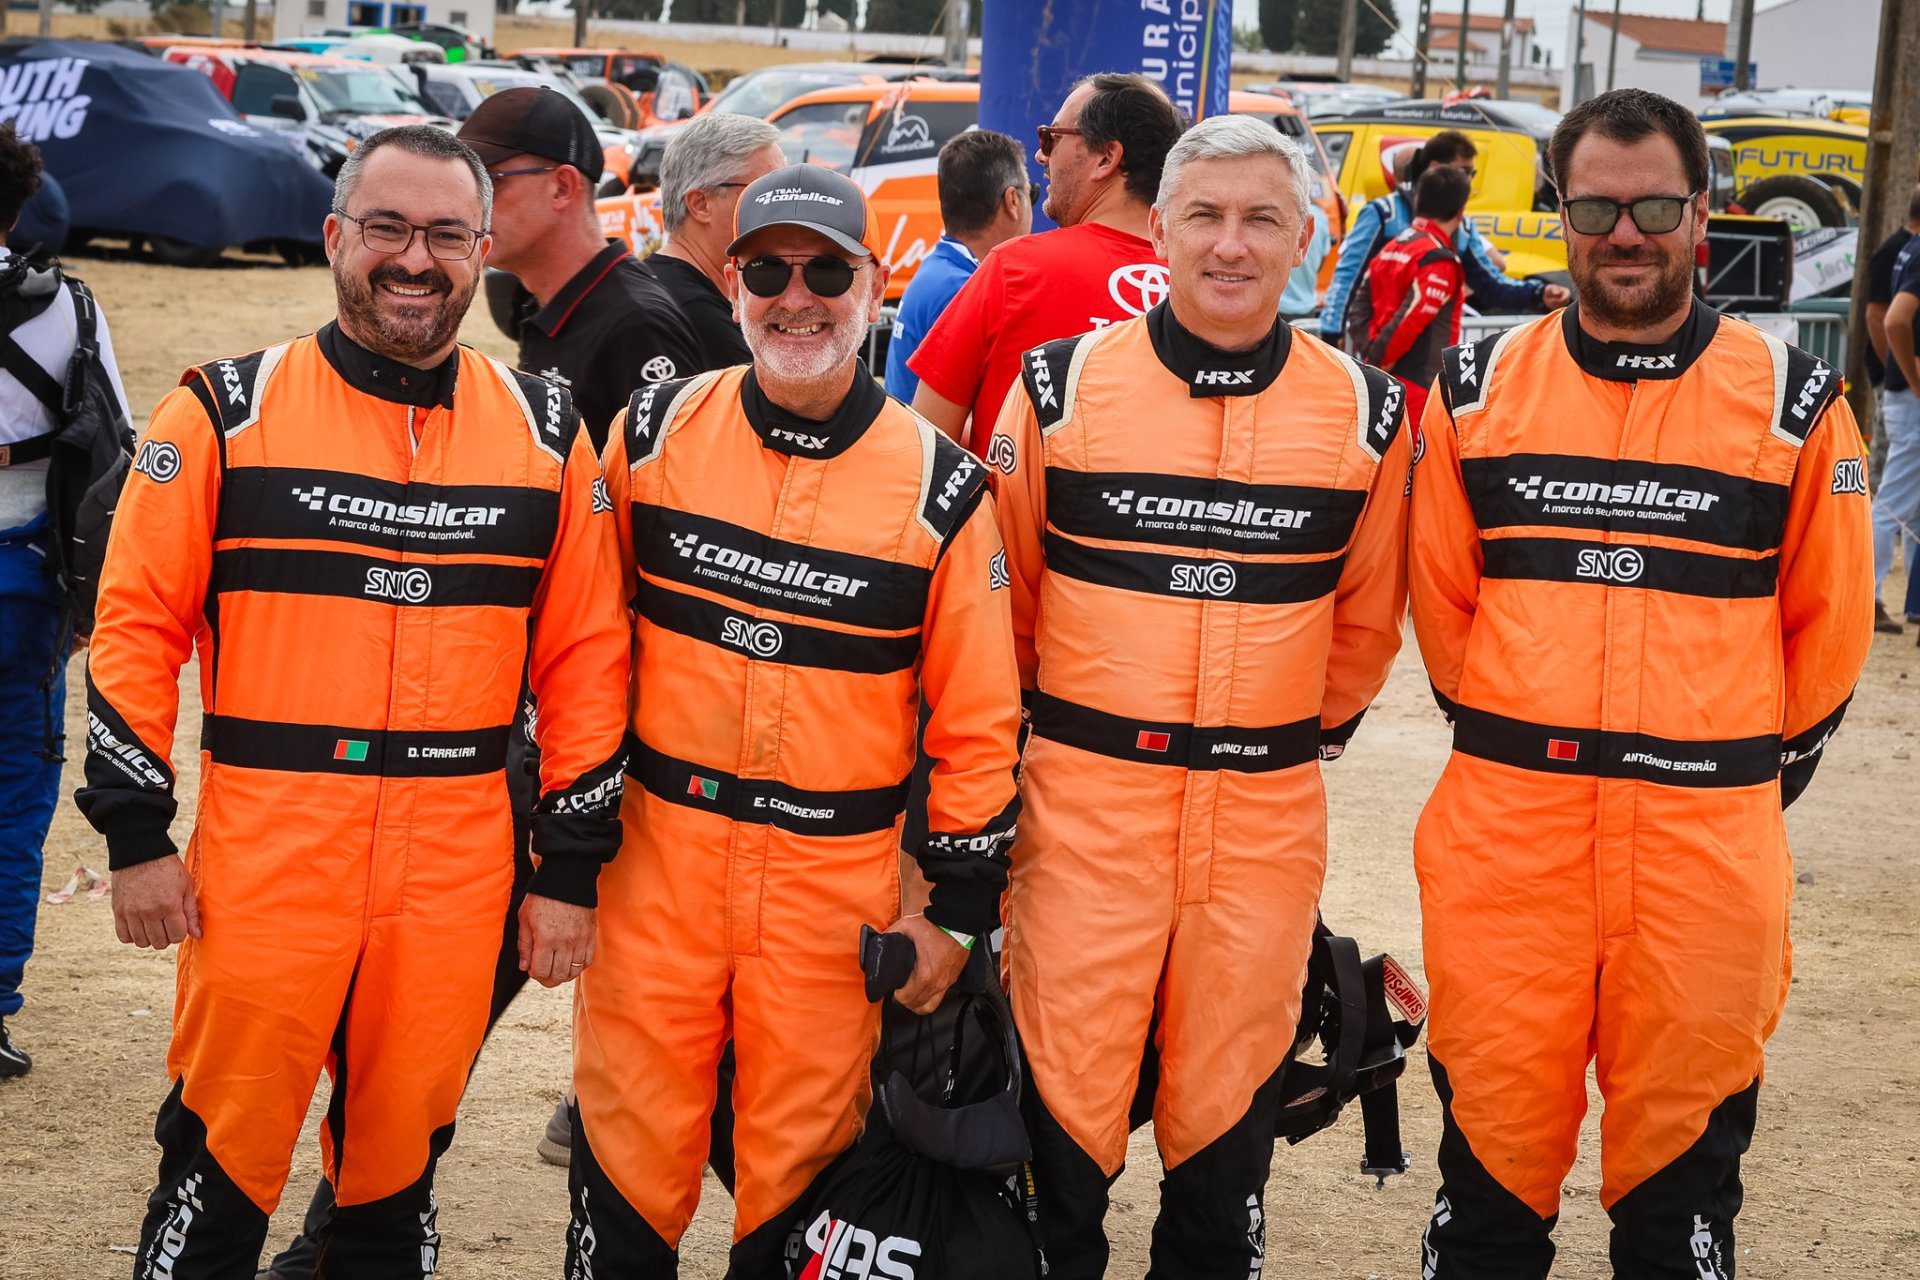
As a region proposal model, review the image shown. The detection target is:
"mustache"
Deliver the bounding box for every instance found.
[369,263,451,293]
[757,308,834,329]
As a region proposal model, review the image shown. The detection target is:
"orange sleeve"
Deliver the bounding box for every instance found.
[1407,388,1483,711]
[983,378,1047,692]
[523,422,634,906]
[600,404,639,606]
[916,495,1024,936]
[1320,408,1412,754]
[74,383,220,870]
[1776,397,1873,805]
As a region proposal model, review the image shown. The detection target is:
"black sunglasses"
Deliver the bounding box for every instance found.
[738,253,862,299]
[1561,193,1699,237]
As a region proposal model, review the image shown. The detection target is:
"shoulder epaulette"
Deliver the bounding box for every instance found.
[185,346,284,439]
[1772,343,1840,447]
[918,427,987,546]
[1018,335,1082,433]
[499,363,582,464]
[1354,361,1406,462]
[624,372,712,468]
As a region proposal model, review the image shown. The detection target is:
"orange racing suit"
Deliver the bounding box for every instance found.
[1408,302,1873,1279]
[569,363,1022,1277]
[987,303,1411,1280]
[76,325,629,1280]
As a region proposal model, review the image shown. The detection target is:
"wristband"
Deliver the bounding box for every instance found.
[938,925,976,951]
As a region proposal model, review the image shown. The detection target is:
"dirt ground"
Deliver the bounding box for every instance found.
[2,255,1918,1278]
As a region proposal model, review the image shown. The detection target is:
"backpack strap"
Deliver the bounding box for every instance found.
[0,335,64,417]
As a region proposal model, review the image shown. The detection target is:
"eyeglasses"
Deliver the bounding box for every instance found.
[711,181,751,193]
[336,210,483,260]
[1560,193,1699,237]
[738,253,863,299]
[487,164,556,182]
[1026,181,1042,204]
[1036,124,1084,157]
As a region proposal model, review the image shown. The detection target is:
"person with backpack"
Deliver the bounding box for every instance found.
[0,121,132,1078]
[1352,164,1474,426]
[1319,129,1568,348]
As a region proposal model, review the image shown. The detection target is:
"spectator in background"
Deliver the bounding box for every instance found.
[884,129,1033,402]
[909,72,1185,452]
[1354,164,1471,425]
[647,110,787,369]
[1875,230,1920,639]
[1280,199,1332,322]
[0,122,131,1079]
[459,87,698,449]
[1321,129,1567,349]
[1864,183,1920,631]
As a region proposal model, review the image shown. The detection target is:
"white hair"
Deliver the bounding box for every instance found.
[660,111,783,234]
[1155,114,1312,226]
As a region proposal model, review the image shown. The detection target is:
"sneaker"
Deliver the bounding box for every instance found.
[0,1018,31,1078]
[1876,601,1903,634]
[536,1098,572,1167]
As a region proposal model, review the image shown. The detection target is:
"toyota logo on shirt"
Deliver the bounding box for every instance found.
[1107,263,1170,318]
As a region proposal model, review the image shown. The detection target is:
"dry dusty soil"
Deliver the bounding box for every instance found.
[2,256,1917,1278]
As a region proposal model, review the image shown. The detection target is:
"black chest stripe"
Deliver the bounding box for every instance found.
[626,735,907,836]
[1046,469,1367,555]
[1480,537,1779,599]
[637,583,921,674]
[211,547,542,610]
[1043,531,1344,605]
[634,504,930,632]
[1461,454,1791,552]
[217,467,560,561]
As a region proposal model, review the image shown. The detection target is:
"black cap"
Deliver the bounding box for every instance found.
[457,87,604,184]
[726,163,878,259]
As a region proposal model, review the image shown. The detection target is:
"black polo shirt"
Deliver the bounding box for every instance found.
[641,250,752,370]
[517,241,701,451]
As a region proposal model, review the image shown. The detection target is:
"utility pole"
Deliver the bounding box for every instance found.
[770,0,784,47]
[1727,0,1756,91]
[1846,0,1920,441]
[1606,0,1622,92]
[571,0,586,48]
[244,0,258,40]
[1455,0,1471,87]
[1495,0,1516,97]
[942,0,968,68]
[1411,0,1434,97]
[1570,0,1588,106]
[1337,0,1359,82]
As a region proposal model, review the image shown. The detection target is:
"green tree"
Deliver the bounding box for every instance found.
[1257,0,1295,52]
[1294,0,1392,57]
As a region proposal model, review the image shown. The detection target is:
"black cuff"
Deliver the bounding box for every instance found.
[924,878,1000,936]
[105,826,179,872]
[528,854,601,908]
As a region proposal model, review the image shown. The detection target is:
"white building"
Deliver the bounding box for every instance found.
[273,0,494,42]
[1424,11,1538,70]
[1748,0,1876,94]
[1562,13,1728,110]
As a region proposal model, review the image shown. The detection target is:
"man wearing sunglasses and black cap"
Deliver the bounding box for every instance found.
[1409,87,1872,1278]
[459,86,698,450]
[568,163,1023,1278]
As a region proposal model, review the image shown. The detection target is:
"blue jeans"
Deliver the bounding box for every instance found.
[0,531,66,1018]
[1872,389,1920,605]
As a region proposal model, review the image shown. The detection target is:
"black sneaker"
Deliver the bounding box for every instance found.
[0,1018,31,1077]
[1876,601,1904,634]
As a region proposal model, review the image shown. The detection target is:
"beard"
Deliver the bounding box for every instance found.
[744,302,868,383]
[333,258,476,365]
[1569,241,1695,332]
[1042,165,1079,226]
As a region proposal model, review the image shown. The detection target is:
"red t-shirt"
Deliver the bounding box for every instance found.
[908,222,1165,453]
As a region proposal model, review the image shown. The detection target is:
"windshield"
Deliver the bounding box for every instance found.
[302,65,430,116]
[469,70,599,120]
[710,69,858,119]
[1491,101,1562,132]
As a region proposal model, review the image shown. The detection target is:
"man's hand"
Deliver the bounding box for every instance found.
[884,913,970,1015]
[1542,283,1572,310]
[112,856,200,951]
[519,894,596,987]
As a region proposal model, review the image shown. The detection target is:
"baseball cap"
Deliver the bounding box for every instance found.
[458,87,604,184]
[726,164,878,259]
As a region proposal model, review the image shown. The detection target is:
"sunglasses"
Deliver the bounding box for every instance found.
[738,253,862,299]
[1036,124,1084,157]
[1560,193,1699,237]
[1027,181,1042,204]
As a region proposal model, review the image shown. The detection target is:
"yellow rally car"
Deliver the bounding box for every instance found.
[1700,115,1868,229]
[594,82,1346,302]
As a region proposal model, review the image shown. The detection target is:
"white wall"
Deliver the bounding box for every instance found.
[1749,0,1876,93]
[1563,28,1714,110]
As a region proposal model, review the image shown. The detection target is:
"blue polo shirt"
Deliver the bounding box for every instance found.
[1888,237,1920,395]
[884,235,979,403]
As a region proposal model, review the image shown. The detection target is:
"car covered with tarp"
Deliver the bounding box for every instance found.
[0,39,333,264]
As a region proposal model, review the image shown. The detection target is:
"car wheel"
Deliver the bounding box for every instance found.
[1740,175,1848,230]
[147,236,224,268]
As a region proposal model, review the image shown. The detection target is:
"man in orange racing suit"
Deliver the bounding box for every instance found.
[75,127,630,1280]
[1409,90,1873,1279]
[987,116,1411,1279]
[570,163,1023,1278]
